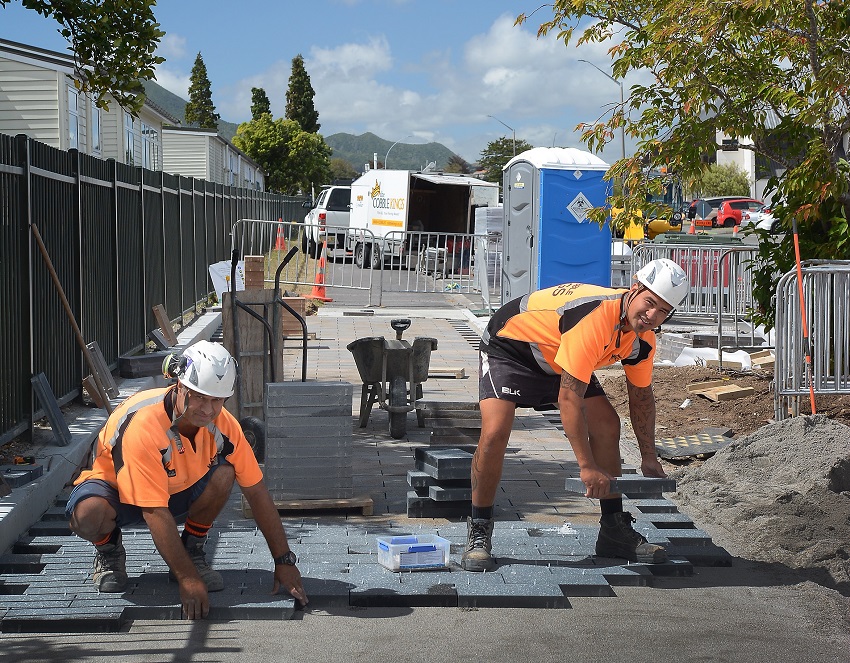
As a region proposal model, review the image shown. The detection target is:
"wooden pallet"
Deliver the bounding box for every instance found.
[241,495,374,518]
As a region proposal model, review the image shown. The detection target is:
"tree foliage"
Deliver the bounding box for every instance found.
[445,154,472,174]
[330,157,359,181]
[250,87,271,121]
[520,1,850,328]
[233,115,331,195]
[285,54,320,133]
[694,163,751,197]
[2,0,164,113]
[478,136,534,182]
[184,52,219,130]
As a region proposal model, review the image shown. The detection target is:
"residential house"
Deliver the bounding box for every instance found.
[161,126,265,191]
[0,38,176,169]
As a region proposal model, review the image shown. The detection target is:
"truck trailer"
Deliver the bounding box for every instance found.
[347,169,499,269]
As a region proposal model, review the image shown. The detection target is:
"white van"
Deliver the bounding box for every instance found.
[302,185,351,256]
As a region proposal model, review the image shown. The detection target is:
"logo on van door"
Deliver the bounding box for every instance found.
[369,179,405,211]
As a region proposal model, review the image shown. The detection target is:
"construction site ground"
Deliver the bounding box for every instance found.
[1,292,848,662]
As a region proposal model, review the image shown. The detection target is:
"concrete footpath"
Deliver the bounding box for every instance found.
[1,294,848,662]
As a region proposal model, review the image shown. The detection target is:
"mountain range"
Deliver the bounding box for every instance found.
[142,81,460,171]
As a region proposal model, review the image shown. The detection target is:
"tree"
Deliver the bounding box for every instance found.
[693,164,751,197]
[520,1,850,329]
[2,0,164,113]
[285,54,320,133]
[233,115,331,195]
[330,157,359,181]
[184,52,219,130]
[445,154,472,174]
[478,137,534,182]
[250,87,271,121]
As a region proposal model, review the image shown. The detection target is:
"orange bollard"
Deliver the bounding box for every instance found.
[274,221,286,251]
[307,240,333,302]
[687,218,696,235]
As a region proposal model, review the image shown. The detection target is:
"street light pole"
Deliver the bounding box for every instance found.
[578,59,625,162]
[487,114,516,157]
[385,135,413,169]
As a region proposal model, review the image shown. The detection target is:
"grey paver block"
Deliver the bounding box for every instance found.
[429,485,472,502]
[564,476,677,496]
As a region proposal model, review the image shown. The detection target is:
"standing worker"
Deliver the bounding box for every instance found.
[462,259,689,571]
[65,341,308,618]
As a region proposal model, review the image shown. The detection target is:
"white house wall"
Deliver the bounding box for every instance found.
[0,56,61,146]
[162,130,208,179]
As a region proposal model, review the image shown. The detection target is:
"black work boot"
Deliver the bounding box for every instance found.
[460,517,496,571]
[595,511,667,563]
[92,530,128,592]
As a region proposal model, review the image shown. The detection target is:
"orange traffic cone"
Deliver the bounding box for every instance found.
[732,223,740,238]
[307,240,333,302]
[687,218,696,235]
[274,220,286,250]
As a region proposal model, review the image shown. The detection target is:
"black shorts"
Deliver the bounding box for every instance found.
[479,351,605,408]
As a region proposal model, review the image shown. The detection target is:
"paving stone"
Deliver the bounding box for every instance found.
[454,574,569,609]
[428,485,472,502]
[413,447,473,480]
[406,491,470,518]
[656,529,713,546]
[626,499,680,514]
[664,545,733,566]
[564,476,677,497]
[0,465,44,488]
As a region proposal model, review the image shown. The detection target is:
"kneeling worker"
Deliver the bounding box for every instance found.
[462,259,689,571]
[66,341,308,618]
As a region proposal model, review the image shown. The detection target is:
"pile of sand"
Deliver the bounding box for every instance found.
[673,415,850,592]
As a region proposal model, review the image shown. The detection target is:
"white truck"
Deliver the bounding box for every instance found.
[347,169,500,269]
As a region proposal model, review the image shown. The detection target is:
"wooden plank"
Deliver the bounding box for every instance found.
[699,385,755,402]
[687,379,729,393]
[151,304,178,347]
[705,359,744,370]
[749,349,773,360]
[241,495,373,518]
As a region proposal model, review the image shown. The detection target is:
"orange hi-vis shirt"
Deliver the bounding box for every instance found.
[75,387,263,508]
[480,283,656,388]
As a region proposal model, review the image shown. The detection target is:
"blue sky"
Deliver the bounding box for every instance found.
[2,0,642,164]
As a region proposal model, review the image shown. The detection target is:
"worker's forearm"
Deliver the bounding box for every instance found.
[558,374,596,469]
[143,507,198,581]
[627,381,658,457]
[242,480,291,558]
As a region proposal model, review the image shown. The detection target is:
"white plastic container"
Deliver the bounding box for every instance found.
[376,534,451,571]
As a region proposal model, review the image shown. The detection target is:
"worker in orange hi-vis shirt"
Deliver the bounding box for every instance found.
[461,259,690,572]
[65,341,308,618]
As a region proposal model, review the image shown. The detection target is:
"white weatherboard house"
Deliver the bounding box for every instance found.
[0,38,175,169]
[161,126,265,191]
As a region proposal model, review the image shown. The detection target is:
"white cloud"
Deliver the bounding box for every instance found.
[153,65,190,98]
[157,33,188,60]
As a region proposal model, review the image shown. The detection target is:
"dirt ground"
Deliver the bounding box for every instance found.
[601,364,850,441]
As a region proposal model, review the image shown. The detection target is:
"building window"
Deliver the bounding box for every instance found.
[142,122,159,170]
[228,153,237,186]
[124,113,135,165]
[90,102,101,155]
[68,87,79,149]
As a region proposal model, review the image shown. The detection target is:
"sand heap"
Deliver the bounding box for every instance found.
[673,415,850,591]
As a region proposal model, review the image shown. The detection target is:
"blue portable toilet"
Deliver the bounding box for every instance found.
[501,147,612,302]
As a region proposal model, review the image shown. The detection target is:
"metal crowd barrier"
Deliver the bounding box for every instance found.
[774,261,850,420]
[231,219,375,305]
[631,243,757,321]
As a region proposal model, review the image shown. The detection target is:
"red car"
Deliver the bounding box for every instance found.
[716,198,764,228]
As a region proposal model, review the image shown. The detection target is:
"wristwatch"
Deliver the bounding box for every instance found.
[273,551,297,566]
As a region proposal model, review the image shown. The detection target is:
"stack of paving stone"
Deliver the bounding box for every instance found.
[416,401,481,446]
[407,447,473,518]
[263,382,354,499]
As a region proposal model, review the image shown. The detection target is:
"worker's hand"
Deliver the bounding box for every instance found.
[580,466,613,499]
[641,455,667,479]
[272,564,309,606]
[178,576,210,620]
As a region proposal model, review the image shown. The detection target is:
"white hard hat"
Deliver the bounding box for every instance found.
[168,340,237,398]
[634,258,689,308]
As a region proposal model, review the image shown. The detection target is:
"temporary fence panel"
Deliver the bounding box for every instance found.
[774,261,850,420]
[231,219,374,306]
[631,243,757,320]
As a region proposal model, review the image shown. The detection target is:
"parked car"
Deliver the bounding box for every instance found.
[302,185,351,256]
[716,198,765,228]
[741,205,778,232]
[688,196,744,228]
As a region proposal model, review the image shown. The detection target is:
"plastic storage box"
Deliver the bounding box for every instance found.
[376,534,451,571]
